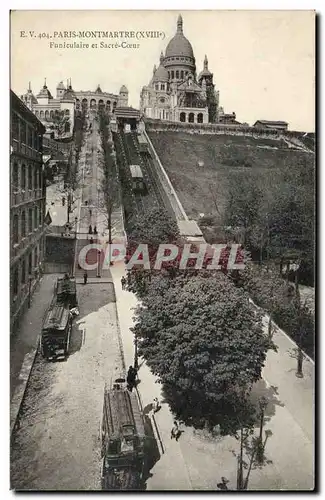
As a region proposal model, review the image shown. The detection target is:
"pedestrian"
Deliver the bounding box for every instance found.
[171,421,180,441]
[127,365,137,392]
[90,237,94,244]
[89,209,92,217]
[89,225,93,234]
[94,226,98,235]
[153,397,161,414]
[83,271,88,285]
[121,276,126,290]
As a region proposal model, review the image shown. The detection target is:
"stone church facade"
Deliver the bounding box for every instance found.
[140,15,235,125]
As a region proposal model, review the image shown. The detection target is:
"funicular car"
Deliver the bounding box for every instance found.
[40,304,72,361]
[129,165,146,194]
[100,376,146,490]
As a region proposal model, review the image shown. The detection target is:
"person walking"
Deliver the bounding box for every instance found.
[88,225,93,234]
[94,226,98,235]
[171,421,180,441]
[121,276,126,290]
[83,271,88,285]
[127,366,137,392]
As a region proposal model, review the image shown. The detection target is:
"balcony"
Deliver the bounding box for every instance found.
[11,139,42,161]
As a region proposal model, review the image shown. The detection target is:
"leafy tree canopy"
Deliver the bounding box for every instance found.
[133,273,274,433]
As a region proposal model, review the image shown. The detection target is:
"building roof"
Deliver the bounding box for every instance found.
[37,81,53,99]
[57,81,66,90]
[95,84,102,93]
[61,86,76,101]
[165,15,194,60]
[11,90,46,132]
[152,63,169,82]
[120,85,128,93]
[114,106,140,118]
[129,164,143,178]
[254,120,288,126]
[198,55,213,80]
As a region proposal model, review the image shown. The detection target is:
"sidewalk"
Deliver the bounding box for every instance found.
[110,262,192,490]
[110,263,314,491]
[10,274,62,431]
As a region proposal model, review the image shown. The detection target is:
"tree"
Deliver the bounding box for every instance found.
[128,206,180,247]
[133,273,275,434]
[98,113,120,250]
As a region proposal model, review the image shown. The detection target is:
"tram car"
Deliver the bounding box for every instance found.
[40,304,72,361]
[100,376,146,490]
[129,165,147,194]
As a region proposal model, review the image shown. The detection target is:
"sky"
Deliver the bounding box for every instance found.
[10,10,315,131]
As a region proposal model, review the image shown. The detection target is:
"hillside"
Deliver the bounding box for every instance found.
[148,131,314,221]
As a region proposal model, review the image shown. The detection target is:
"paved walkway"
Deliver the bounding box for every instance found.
[110,262,314,491]
[10,274,61,402]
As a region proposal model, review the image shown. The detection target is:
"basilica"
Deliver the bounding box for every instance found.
[140,14,236,125]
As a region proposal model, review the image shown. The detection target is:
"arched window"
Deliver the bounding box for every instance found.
[176,70,179,79]
[40,110,44,119]
[21,210,26,238]
[106,100,111,111]
[45,110,49,119]
[181,71,184,80]
[12,162,19,191]
[180,112,186,122]
[90,99,96,109]
[171,71,175,79]
[65,109,70,116]
[197,113,203,124]
[188,113,194,123]
[35,110,39,117]
[50,110,54,119]
[82,98,88,109]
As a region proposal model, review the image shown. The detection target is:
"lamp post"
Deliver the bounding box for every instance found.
[97,250,101,278]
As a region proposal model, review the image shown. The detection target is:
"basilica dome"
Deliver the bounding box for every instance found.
[165,15,194,60]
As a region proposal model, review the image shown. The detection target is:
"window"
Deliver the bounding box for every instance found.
[65,109,70,116]
[21,258,26,284]
[155,84,159,90]
[34,207,38,228]
[33,132,38,150]
[181,71,184,79]
[160,97,166,104]
[28,208,33,233]
[11,112,19,140]
[39,208,42,226]
[28,253,33,275]
[13,267,18,296]
[21,164,26,190]
[28,165,33,190]
[13,214,19,244]
[171,71,175,79]
[161,84,165,91]
[21,211,26,238]
[20,119,26,144]
[34,166,38,189]
[12,163,19,191]
[176,71,179,79]
[34,246,38,267]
